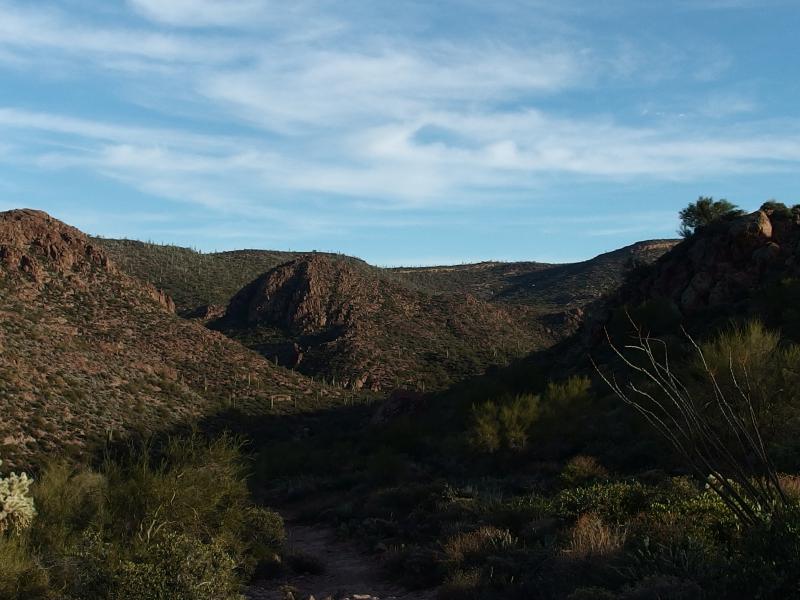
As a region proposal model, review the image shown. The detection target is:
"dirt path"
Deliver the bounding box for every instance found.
[246,516,436,600]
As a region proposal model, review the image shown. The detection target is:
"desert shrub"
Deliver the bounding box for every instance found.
[0,535,49,600]
[29,461,106,554]
[442,526,524,590]
[678,197,743,237]
[0,460,36,535]
[243,506,285,553]
[760,200,792,218]
[602,320,798,527]
[561,456,609,487]
[238,506,286,578]
[728,506,800,599]
[469,394,539,453]
[443,526,517,567]
[693,322,800,469]
[538,375,594,439]
[112,532,241,600]
[544,376,591,414]
[647,486,739,546]
[779,475,800,501]
[556,481,651,523]
[438,568,482,600]
[564,513,627,560]
[0,434,281,599]
[103,433,252,555]
[470,401,501,453]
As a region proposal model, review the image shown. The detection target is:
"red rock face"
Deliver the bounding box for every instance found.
[0,209,111,281]
[243,255,378,334]
[0,208,175,313]
[621,209,800,315]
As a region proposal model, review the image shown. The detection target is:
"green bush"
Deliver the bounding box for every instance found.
[470,401,502,453]
[542,376,591,418]
[678,197,743,237]
[469,394,539,453]
[561,456,609,487]
[240,506,286,577]
[1,434,281,599]
[30,461,106,555]
[112,532,241,600]
[0,535,49,600]
[556,481,651,523]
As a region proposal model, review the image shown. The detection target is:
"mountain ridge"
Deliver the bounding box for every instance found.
[0,209,349,469]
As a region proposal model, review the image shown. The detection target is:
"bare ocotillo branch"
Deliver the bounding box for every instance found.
[593,319,787,527]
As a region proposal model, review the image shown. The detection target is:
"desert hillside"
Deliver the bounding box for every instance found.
[213,253,551,391]
[0,209,348,469]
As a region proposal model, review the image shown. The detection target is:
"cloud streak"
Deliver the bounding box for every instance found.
[0,1,796,261]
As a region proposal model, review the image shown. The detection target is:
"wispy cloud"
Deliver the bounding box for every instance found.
[127,0,272,28]
[0,0,796,261]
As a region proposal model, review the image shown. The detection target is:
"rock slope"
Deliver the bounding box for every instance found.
[213,254,551,392]
[580,205,800,346]
[0,210,347,469]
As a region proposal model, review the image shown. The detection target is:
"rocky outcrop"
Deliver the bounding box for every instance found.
[629,209,798,314]
[215,255,550,392]
[226,254,377,334]
[0,209,176,313]
[586,207,800,338]
[0,209,112,282]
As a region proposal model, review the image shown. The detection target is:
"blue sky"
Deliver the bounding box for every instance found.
[0,0,797,265]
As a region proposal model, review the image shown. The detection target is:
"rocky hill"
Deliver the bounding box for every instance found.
[0,210,348,469]
[96,238,676,318]
[572,204,800,352]
[212,254,553,392]
[389,240,677,309]
[96,238,306,316]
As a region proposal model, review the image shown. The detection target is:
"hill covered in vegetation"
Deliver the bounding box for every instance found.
[389,239,676,309]
[212,253,551,392]
[239,202,800,600]
[0,210,349,470]
[95,238,305,316]
[6,202,800,599]
[95,236,675,393]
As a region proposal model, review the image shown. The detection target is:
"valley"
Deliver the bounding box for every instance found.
[3,201,800,599]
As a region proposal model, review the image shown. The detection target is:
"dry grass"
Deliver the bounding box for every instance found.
[779,474,800,501]
[561,456,609,486]
[443,526,516,565]
[563,513,627,560]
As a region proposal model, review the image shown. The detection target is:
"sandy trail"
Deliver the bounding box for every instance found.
[246,515,435,600]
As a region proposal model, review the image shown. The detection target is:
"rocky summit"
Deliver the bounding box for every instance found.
[597,207,800,333]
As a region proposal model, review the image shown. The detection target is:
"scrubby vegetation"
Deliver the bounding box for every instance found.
[7,204,800,597]
[678,197,744,237]
[0,435,286,600]
[243,317,800,599]
[94,239,303,316]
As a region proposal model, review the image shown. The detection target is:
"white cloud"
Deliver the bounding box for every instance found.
[200,44,581,134]
[0,0,796,240]
[128,0,272,27]
[0,2,247,66]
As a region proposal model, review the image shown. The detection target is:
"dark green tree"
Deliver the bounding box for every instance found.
[678,196,743,237]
